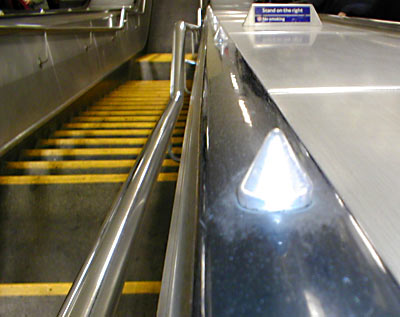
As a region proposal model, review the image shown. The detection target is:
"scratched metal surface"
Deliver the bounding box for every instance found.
[214,7,400,283]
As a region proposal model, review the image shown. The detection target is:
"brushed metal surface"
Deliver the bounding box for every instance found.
[213,8,400,284]
[272,91,400,284]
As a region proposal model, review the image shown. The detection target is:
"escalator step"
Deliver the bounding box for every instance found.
[0,77,187,316]
[135,53,196,62]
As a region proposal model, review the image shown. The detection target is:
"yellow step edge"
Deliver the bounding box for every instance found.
[89,106,168,111]
[24,147,182,157]
[103,98,190,102]
[53,128,185,137]
[40,137,183,146]
[73,116,187,123]
[113,87,171,91]
[102,96,173,100]
[0,281,161,297]
[7,159,179,169]
[89,105,189,110]
[120,80,170,83]
[121,80,170,83]
[111,88,171,91]
[94,101,189,106]
[107,92,183,95]
[97,95,190,99]
[81,110,188,116]
[94,101,183,106]
[64,122,157,129]
[106,92,190,95]
[0,173,177,185]
[135,53,197,62]
[64,122,186,129]
[118,80,192,85]
[104,92,189,95]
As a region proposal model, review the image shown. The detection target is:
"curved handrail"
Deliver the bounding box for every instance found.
[0,0,146,32]
[57,20,200,317]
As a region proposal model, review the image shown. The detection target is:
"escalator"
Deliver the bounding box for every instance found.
[0,56,190,316]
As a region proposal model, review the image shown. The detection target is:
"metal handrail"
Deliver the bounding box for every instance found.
[157,22,206,317]
[57,20,200,317]
[0,0,146,32]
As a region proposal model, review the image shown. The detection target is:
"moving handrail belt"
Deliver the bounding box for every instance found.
[57,21,200,317]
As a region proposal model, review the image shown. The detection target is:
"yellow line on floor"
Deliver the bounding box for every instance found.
[0,281,161,297]
[64,122,185,129]
[136,53,197,62]
[40,137,183,146]
[73,116,187,123]
[24,147,182,157]
[0,173,177,185]
[7,159,179,169]
[53,128,184,137]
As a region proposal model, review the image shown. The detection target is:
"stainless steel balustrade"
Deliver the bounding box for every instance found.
[0,0,146,32]
[157,21,206,317]
[57,20,200,317]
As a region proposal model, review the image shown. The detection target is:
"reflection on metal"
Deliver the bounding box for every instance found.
[213,25,228,55]
[237,99,252,127]
[349,215,386,273]
[238,128,312,212]
[230,73,239,91]
[251,32,317,48]
[304,291,325,317]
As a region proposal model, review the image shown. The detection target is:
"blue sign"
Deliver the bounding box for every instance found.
[255,6,311,23]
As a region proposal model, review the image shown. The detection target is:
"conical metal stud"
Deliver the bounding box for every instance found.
[238,128,313,212]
